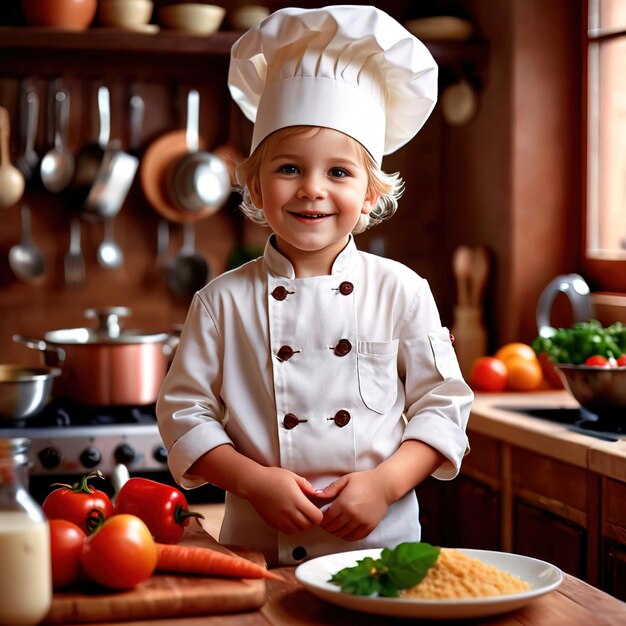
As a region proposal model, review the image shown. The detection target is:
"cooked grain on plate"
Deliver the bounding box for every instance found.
[401,548,531,599]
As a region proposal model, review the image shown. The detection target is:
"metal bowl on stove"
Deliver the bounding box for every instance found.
[0,364,61,420]
[556,364,626,420]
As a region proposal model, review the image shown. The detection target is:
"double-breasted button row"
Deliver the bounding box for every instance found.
[282,410,351,429]
[271,286,295,301]
[273,282,353,300]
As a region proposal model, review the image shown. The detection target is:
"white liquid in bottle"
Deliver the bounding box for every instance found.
[0,439,52,626]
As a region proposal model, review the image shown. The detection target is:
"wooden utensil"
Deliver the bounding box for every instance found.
[451,245,489,379]
[452,245,473,307]
[470,245,490,306]
[0,107,26,209]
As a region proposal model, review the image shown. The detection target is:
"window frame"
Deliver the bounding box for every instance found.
[582,0,626,291]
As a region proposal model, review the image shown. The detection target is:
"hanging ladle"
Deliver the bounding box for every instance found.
[97,219,124,269]
[40,89,75,193]
[166,222,210,295]
[9,204,47,283]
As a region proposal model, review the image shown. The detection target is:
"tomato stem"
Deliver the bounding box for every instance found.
[52,470,106,495]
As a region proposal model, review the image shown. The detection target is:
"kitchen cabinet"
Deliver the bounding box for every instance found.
[601,478,626,601]
[510,447,594,581]
[416,431,501,550]
[424,420,604,586]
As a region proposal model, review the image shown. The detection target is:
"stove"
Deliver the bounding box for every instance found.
[0,400,167,477]
[0,399,225,505]
[497,405,626,442]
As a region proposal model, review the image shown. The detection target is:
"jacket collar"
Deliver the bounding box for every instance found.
[263,235,358,278]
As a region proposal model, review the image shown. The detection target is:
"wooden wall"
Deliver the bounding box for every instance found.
[0,0,583,367]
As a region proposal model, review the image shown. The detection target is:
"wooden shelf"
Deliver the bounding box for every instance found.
[0,27,489,83]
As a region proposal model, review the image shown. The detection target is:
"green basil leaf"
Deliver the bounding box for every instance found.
[328,542,440,597]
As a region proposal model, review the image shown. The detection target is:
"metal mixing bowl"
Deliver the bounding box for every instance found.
[556,364,626,418]
[0,364,60,420]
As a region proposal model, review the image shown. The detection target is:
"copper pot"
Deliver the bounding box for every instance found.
[13,307,176,406]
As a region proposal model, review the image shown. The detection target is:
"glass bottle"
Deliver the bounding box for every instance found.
[0,438,51,626]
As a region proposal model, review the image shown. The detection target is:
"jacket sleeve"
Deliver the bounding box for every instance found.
[397,279,473,480]
[156,294,233,488]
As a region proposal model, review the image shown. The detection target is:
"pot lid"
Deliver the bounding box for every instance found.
[44,307,170,345]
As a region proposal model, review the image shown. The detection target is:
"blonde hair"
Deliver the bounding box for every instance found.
[234,126,404,234]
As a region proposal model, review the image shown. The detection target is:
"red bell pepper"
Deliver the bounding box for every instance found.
[115,477,203,543]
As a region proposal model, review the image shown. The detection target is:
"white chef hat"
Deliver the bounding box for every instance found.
[228,5,438,165]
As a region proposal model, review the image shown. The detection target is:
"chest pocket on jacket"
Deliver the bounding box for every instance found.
[357,339,399,414]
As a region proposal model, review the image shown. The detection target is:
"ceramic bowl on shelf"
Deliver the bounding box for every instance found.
[158,3,225,35]
[21,0,97,30]
[230,4,269,30]
[98,0,154,30]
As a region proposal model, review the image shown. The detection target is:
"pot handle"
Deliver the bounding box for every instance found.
[163,323,183,359]
[85,306,131,338]
[12,334,66,367]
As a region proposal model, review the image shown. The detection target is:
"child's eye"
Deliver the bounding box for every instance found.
[278,164,300,175]
[329,168,349,178]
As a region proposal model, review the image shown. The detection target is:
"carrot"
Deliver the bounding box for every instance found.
[155,543,284,581]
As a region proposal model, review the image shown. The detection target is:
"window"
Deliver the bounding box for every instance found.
[584,0,626,289]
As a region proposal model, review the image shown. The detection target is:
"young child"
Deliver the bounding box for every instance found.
[157,5,473,566]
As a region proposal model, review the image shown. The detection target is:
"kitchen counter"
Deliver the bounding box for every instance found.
[469,389,626,481]
[62,505,625,626]
[65,572,625,626]
[57,391,626,625]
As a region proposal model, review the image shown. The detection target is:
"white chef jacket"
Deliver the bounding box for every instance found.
[157,235,473,566]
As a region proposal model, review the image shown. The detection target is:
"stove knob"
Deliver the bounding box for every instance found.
[153,445,168,464]
[80,447,102,469]
[114,443,137,465]
[39,447,63,470]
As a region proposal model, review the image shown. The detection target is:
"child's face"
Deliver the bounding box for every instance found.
[249,127,378,271]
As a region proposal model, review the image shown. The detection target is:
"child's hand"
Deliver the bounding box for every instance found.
[242,466,325,534]
[319,471,391,541]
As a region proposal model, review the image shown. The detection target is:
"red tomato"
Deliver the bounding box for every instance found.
[470,357,508,392]
[537,352,564,389]
[81,514,157,590]
[49,519,86,589]
[584,355,611,367]
[616,355,626,367]
[43,471,114,535]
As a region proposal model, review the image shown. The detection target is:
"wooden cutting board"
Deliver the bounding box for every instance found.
[43,521,267,624]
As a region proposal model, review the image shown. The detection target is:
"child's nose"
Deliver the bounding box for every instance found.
[297,173,327,199]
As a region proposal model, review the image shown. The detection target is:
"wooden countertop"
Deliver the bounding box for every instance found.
[58,390,626,626]
[469,389,626,482]
[60,506,626,626]
[66,550,626,626]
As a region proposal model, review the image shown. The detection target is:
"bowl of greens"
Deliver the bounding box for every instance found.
[532,321,626,418]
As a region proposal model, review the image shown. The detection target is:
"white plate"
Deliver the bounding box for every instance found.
[295,548,563,620]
